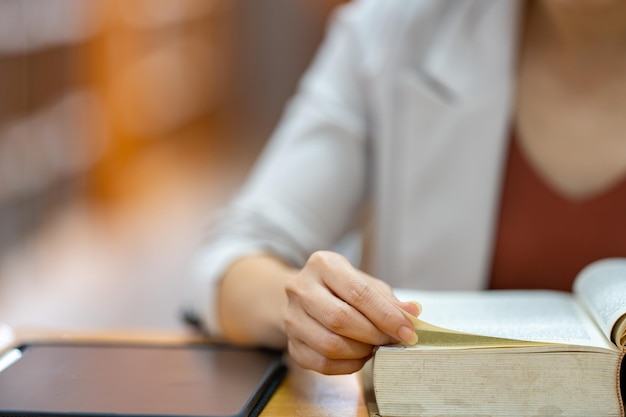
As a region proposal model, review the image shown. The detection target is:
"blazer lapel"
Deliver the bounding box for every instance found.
[375,0,525,290]
[420,0,523,102]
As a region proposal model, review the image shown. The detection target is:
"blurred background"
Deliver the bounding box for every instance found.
[0,0,346,334]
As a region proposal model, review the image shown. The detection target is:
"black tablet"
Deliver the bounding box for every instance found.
[0,341,286,417]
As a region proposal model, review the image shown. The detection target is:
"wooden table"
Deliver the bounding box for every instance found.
[263,357,369,417]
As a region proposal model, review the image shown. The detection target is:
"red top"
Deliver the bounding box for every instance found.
[488,133,626,291]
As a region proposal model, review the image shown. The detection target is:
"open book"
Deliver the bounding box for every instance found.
[366,258,626,417]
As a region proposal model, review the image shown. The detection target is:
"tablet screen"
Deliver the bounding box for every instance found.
[0,342,286,417]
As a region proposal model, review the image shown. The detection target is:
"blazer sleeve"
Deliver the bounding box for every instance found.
[184,0,377,335]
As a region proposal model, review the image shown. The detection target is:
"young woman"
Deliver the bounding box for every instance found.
[186,0,626,375]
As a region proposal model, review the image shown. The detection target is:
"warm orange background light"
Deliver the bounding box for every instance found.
[0,0,346,333]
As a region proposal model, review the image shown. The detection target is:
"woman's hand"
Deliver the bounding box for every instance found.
[284,250,420,375]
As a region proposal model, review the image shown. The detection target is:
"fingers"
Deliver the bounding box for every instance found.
[283,250,421,374]
[289,273,394,346]
[307,251,418,345]
[284,306,377,374]
[287,338,371,375]
[284,300,379,360]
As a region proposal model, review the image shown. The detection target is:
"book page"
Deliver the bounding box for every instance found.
[573,258,626,347]
[401,312,548,348]
[394,289,615,350]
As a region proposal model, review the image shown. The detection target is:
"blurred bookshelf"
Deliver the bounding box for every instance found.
[0,0,345,332]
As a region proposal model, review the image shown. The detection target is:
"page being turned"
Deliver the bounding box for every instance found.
[394,288,614,350]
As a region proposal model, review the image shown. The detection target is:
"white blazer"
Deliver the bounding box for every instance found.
[187,0,523,334]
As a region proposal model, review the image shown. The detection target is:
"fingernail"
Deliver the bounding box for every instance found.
[410,301,422,316]
[398,325,418,345]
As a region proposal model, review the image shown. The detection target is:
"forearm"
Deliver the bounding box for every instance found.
[217,254,296,349]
